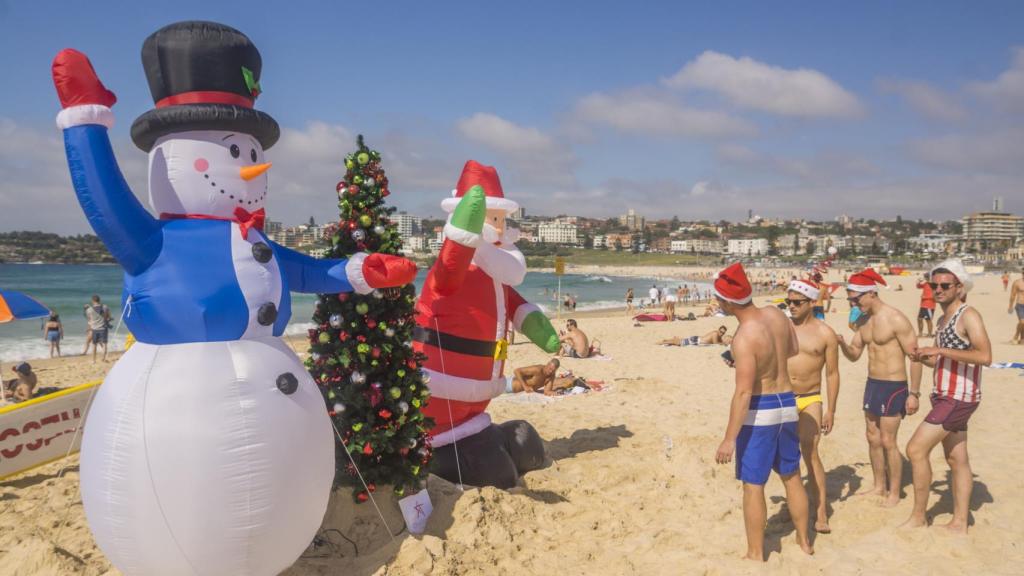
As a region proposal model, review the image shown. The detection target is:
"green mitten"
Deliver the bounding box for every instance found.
[449,185,486,236]
[520,310,559,353]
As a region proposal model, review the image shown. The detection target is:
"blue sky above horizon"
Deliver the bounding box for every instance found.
[1,0,1023,233]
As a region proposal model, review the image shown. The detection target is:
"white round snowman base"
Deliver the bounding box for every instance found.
[80,337,333,576]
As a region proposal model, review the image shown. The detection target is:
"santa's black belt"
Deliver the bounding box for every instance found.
[412,326,507,360]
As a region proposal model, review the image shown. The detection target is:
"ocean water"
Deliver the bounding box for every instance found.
[0,263,707,362]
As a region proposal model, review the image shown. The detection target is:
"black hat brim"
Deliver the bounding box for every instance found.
[131,104,280,152]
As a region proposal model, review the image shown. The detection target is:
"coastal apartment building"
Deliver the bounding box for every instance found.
[909,233,956,254]
[605,232,635,251]
[537,220,579,245]
[670,238,724,254]
[619,209,645,232]
[392,212,422,239]
[961,211,1024,251]
[727,238,769,256]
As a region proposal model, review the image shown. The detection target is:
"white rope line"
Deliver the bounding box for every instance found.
[330,419,397,541]
[433,317,464,491]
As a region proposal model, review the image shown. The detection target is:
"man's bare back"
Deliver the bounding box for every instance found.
[733,306,797,395]
[512,361,558,393]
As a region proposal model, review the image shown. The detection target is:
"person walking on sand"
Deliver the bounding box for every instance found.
[1009,267,1024,344]
[902,260,990,533]
[43,312,64,358]
[713,263,813,561]
[838,269,922,507]
[84,294,112,362]
[625,288,635,316]
[915,275,936,337]
[1002,271,1010,292]
[785,280,840,533]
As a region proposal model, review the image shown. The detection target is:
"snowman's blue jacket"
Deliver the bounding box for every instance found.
[62,124,355,344]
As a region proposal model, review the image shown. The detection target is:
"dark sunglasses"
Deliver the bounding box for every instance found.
[847,294,864,303]
[928,282,958,291]
[784,298,811,307]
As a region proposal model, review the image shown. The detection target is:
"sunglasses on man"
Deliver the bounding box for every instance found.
[784,298,811,307]
[928,282,959,291]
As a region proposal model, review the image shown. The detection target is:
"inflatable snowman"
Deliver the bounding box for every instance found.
[51,21,416,576]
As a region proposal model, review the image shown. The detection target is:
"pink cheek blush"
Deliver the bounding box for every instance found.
[194,158,209,172]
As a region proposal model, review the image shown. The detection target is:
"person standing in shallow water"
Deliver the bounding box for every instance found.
[901,260,990,534]
[714,262,813,561]
[43,313,64,357]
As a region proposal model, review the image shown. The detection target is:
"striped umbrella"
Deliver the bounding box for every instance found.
[0,288,50,323]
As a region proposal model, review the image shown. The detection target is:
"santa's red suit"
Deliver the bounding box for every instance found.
[415,161,558,488]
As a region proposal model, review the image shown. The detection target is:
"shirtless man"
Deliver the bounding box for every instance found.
[713,263,813,561]
[1009,267,1024,344]
[510,359,562,394]
[658,326,728,346]
[902,260,990,533]
[558,319,590,358]
[785,280,840,533]
[811,274,831,320]
[838,268,922,507]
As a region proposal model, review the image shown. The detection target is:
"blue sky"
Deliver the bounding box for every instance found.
[1,1,1023,233]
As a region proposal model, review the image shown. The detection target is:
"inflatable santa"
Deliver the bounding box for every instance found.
[415,161,559,488]
[51,21,415,576]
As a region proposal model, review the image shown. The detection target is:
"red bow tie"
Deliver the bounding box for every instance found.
[160,207,266,240]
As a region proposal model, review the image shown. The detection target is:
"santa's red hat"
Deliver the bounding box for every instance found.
[714,262,752,305]
[847,268,887,293]
[441,160,519,214]
[788,279,820,301]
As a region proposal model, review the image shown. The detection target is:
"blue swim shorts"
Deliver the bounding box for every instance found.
[735,392,801,485]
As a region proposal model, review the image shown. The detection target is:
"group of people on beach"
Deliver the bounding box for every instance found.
[713,259,990,561]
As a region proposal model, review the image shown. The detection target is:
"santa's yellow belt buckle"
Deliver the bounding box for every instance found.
[493,339,509,361]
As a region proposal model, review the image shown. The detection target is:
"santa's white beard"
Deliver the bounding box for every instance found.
[473,225,526,286]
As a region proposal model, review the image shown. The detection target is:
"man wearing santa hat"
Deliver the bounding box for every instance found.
[713,263,813,560]
[415,160,560,489]
[838,268,922,508]
[785,279,840,533]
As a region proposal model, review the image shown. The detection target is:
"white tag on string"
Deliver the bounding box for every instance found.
[398,489,432,534]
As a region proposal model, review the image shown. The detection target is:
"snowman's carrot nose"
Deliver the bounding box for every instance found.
[240,162,272,181]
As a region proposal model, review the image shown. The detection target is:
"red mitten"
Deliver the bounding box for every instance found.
[362,254,418,288]
[52,49,116,109]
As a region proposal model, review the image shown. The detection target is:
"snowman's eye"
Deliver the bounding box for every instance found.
[250,148,258,163]
[230,144,240,159]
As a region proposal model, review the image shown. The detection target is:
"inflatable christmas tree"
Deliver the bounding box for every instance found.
[308,135,432,501]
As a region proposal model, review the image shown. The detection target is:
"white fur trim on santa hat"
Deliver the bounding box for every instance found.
[345,252,372,294]
[713,285,752,305]
[441,190,519,214]
[443,222,482,248]
[930,259,974,293]
[845,283,878,293]
[430,412,492,447]
[56,104,114,130]
[788,280,820,301]
[512,303,542,331]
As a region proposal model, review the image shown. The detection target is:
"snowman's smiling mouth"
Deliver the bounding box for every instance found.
[202,171,268,208]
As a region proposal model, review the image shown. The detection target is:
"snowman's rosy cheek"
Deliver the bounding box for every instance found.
[193,158,210,172]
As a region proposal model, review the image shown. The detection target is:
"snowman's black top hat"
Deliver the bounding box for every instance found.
[130,21,280,152]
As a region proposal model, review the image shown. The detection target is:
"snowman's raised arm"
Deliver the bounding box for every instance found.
[53,50,160,274]
[429,187,486,296]
[272,243,417,295]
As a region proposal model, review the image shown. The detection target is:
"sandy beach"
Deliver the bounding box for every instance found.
[2,269,1023,575]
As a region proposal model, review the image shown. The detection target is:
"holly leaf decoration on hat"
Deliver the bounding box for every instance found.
[241,66,261,98]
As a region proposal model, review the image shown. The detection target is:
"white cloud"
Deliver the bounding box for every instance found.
[968,47,1024,112]
[456,112,578,189]
[664,51,864,118]
[877,78,966,122]
[910,129,1024,174]
[572,90,756,138]
[715,143,880,184]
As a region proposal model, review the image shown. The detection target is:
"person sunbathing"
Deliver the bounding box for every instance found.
[659,326,729,346]
[509,359,560,394]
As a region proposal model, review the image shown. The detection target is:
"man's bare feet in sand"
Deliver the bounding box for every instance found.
[898,514,927,529]
[797,535,815,556]
[939,520,968,535]
[815,518,831,533]
[880,493,901,508]
[851,486,885,499]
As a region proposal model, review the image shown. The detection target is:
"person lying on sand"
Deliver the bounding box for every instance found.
[509,359,560,393]
[658,326,730,346]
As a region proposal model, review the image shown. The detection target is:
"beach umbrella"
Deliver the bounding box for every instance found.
[0,288,50,323]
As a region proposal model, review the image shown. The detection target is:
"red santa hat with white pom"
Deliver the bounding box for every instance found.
[788,279,820,301]
[847,268,887,293]
[714,262,753,304]
[441,160,519,214]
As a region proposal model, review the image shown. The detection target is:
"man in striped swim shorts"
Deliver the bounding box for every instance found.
[713,263,813,561]
[903,260,990,533]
